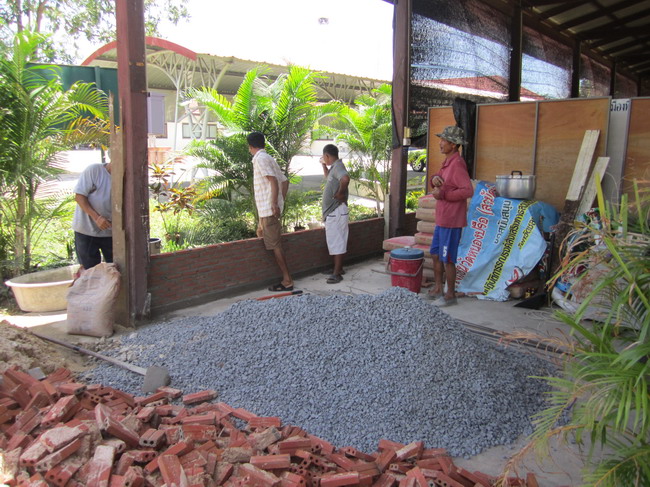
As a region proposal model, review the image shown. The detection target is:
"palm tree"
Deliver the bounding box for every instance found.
[186,65,341,219]
[322,84,392,215]
[0,30,109,274]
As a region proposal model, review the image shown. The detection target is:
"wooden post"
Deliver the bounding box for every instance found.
[389,0,411,238]
[571,40,581,98]
[115,0,150,324]
[509,0,522,102]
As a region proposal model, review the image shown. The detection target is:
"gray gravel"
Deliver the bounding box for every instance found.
[83,287,555,457]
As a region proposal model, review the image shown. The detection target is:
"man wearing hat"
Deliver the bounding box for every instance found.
[428,125,474,307]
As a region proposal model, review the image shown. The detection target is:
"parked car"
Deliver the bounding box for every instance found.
[408,148,427,172]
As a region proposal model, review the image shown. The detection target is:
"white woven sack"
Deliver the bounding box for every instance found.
[66,263,120,337]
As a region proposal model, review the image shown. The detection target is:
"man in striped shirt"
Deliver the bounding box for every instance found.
[248,132,294,291]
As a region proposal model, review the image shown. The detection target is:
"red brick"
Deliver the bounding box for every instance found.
[378,440,405,452]
[144,441,193,474]
[115,451,135,475]
[139,428,166,449]
[56,382,87,396]
[250,453,292,470]
[44,459,82,487]
[249,416,282,430]
[20,439,49,467]
[34,437,83,472]
[95,404,139,447]
[398,478,416,487]
[135,406,156,422]
[136,391,168,407]
[456,467,490,487]
[157,386,183,399]
[181,424,217,443]
[405,467,427,487]
[376,449,397,473]
[158,454,189,487]
[526,473,539,487]
[25,391,50,410]
[6,431,32,451]
[215,463,234,485]
[424,470,465,487]
[85,445,116,487]
[41,396,79,428]
[342,447,376,462]
[308,434,335,455]
[129,449,158,463]
[182,390,217,405]
[278,436,312,454]
[248,426,282,451]
[180,412,217,425]
[395,441,424,461]
[239,462,281,486]
[39,425,85,452]
[320,471,361,487]
[373,473,398,487]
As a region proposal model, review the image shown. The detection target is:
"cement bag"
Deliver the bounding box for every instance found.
[66,263,120,337]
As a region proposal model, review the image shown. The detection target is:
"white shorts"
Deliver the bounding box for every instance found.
[325,204,349,255]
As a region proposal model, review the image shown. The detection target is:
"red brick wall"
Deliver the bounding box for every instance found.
[148,218,385,314]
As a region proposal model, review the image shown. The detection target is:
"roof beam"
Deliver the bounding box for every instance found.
[555,0,641,31]
[525,0,587,7]
[530,0,588,19]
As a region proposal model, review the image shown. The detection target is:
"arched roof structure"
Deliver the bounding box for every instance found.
[82,36,387,104]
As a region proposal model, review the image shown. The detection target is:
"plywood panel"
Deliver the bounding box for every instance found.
[475,103,536,182]
[624,98,650,196]
[426,107,455,192]
[535,98,609,210]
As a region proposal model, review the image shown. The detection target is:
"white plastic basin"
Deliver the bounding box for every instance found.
[5,264,80,312]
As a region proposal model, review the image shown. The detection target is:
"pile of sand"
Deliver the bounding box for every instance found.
[0,321,83,375]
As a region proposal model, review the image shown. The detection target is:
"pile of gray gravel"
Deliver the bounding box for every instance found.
[84,287,555,458]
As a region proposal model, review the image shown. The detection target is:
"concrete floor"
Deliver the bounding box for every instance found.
[2,256,588,485]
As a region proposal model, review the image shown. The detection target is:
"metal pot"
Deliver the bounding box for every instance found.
[495,171,536,199]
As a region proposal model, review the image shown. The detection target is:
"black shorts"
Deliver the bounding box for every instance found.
[74,231,113,269]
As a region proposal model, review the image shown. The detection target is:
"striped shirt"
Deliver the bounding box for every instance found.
[253,149,287,217]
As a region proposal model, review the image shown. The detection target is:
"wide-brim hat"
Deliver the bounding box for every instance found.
[436,125,467,145]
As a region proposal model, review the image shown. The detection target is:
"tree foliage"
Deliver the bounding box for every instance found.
[319,84,392,215]
[0,0,189,61]
[504,180,650,486]
[186,65,341,221]
[0,30,109,274]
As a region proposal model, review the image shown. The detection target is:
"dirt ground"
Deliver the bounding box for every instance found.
[0,320,89,375]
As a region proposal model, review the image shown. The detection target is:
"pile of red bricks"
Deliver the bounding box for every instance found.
[1,365,540,487]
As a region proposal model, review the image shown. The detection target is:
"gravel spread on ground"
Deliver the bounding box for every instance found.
[83,287,555,457]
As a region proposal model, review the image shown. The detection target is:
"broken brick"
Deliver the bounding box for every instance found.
[182,390,217,406]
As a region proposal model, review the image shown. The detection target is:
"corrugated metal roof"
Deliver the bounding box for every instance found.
[525,0,650,79]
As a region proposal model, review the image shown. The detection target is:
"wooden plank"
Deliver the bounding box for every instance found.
[475,103,536,182]
[426,107,456,192]
[534,98,609,210]
[577,156,610,216]
[565,130,600,202]
[624,98,650,197]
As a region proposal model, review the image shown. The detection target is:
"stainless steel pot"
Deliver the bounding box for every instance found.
[495,171,536,199]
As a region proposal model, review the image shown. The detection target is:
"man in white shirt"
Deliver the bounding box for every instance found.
[248,131,294,291]
[72,161,113,269]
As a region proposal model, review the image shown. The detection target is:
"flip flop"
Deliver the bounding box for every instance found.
[326,274,343,284]
[432,296,458,307]
[320,269,346,275]
[268,282,294,292]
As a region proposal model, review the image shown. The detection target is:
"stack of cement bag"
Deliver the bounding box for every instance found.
[382,195,437,286]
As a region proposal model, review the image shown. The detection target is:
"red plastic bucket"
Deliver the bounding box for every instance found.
[388,247,424,294]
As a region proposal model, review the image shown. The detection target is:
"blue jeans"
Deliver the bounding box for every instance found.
[74,231,113,269]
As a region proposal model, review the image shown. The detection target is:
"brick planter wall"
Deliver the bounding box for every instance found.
[148,217,385,314]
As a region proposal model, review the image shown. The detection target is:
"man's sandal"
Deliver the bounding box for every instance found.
[268,282,294,292]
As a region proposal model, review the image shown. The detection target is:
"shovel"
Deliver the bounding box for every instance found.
[32,332,170,393]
